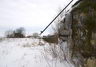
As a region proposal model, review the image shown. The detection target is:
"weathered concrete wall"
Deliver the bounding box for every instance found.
[58,0,96,67]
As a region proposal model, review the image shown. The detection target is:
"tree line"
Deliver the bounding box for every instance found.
[5,27,39,38]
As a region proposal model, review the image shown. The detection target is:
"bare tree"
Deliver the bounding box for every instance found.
[52,8,66,34]
[5,27,25,38]
[14,27,25,38]
[5,30,14,38]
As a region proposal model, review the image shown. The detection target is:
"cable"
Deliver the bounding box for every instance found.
[40,0,74,35]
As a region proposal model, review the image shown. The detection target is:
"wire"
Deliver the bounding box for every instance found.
[40,0,74,35]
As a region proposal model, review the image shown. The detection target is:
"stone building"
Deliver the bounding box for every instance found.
[58,0,96,67]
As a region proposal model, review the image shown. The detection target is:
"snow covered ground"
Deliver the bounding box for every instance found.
[0,38,74,67]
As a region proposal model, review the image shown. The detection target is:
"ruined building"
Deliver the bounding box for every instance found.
[58,0,96,67]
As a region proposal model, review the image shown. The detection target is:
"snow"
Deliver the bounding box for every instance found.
[0,38,74,67]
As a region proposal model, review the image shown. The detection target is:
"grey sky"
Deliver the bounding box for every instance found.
[0,0,78,36]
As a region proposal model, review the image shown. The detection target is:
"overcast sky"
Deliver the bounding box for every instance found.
[0,0,78,36]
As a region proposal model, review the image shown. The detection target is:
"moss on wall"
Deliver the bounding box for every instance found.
[72,0,96,13]
[71,0,96,58]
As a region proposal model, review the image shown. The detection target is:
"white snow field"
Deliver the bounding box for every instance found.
[0,38,74,67]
